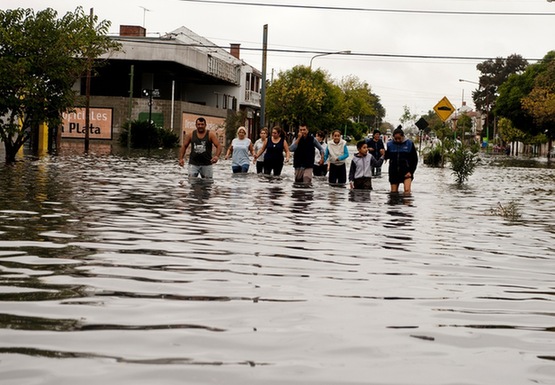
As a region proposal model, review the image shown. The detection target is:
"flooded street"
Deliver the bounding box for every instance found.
[1,147,554,385]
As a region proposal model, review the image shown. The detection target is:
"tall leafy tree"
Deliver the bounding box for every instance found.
[494,69,537,134]
[266,66,348,132]
[338,75,384,130]
[495,52,555,140]
[472,54,528,139]
[0,7,120,162]
[521,52,555,132]
[473,54,528,112]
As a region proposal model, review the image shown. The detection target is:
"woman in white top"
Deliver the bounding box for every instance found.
[225,126,255,173]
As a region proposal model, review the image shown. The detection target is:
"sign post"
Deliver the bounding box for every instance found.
[415,117,429,152]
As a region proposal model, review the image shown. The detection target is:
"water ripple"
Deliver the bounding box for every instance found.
[1,151,555,384]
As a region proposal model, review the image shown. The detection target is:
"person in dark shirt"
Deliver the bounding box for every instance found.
[289,123,325,184]
[178,117,222,178]
[365,129,385,176]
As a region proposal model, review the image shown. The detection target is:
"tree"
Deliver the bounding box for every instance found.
[494,70,537,135]
[497,117,526,144]
[399,105,417,127]
[398,105,419,137]
[456,114,473,138]
[0,7,120,162]
[474,54,528,111]
[338,75,385,131]
[420,110,444,137]
[472,54,528,140]
[266,66,348,133]
[495,52,555,141]
[521,52,555,144]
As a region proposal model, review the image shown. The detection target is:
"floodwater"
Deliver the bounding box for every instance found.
[1,145,554,385]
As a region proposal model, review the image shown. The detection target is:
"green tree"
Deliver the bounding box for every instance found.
[497,117,526,144]
[266,66,348,133]
[521,52,555,152]
[456,114,473,139]
[420,110,445,138]
[473,54,528,111]
[399,105,417,128]
[339,75,385,131]
[495,52,555,140]
[0,7,120,162]
[473,54,528,140]
[495,70,537,135]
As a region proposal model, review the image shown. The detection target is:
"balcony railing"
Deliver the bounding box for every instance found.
[244,90,261,105]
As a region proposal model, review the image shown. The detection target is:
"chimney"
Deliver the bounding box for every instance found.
[120,25,146,37]
[230,43,241,59]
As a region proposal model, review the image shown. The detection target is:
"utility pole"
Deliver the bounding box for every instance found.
[84,8,93,153]
[127,64,134,150]
[260,24,268,130]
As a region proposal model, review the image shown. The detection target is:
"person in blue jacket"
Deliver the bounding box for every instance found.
[385,126,418,194]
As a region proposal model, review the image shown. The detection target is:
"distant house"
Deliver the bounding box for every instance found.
[69,25,262,144]
[448,101,483,140]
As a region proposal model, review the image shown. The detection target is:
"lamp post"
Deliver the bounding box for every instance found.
[309,50,351,68]
[459,78,489,149]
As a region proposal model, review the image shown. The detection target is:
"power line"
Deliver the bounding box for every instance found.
[112,37,543,62]
[178,0,555,16]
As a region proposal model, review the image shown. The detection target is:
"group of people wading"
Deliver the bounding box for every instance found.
[179,117,418,194]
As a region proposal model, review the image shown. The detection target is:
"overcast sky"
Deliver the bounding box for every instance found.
[7,0,555,126]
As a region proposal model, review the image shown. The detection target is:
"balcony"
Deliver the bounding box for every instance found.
[244,90,261,106]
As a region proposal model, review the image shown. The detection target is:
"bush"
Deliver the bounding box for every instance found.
[159,128,179,148]
[119,120,179,149]
[449,147,478,185]
[423,146,445,167]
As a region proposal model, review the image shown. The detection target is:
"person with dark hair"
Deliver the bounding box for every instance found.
[289,123,325,184]
[325,129,349,185]
[253,127,268,174]
[313,131,328,177]
[254,126,290,176]
[179,117,222,178]
[365,129,385,176]
[384,126,418,194]
[349,140,384,190]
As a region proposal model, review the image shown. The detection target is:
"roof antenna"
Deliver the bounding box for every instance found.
[139,6,151,28]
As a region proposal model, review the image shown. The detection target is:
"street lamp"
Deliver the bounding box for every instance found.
[309,50,351,68]
[459,78,490,148]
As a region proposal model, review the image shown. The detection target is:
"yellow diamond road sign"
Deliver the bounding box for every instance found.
[433,96,456,122]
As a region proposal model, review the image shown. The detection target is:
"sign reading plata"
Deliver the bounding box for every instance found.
[62,108,113,140]
[433,96,455,122]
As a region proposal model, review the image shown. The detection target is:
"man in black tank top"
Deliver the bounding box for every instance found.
[179,117,222,178]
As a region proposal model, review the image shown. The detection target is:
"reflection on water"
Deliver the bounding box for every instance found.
[1,148,555,385]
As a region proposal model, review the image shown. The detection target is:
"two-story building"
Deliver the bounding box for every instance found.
[69,25,262,144]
